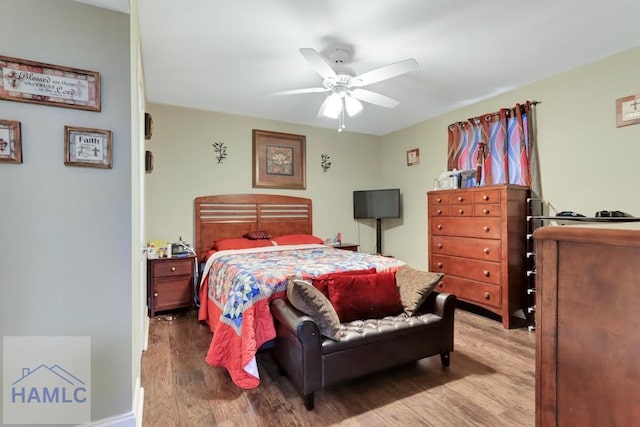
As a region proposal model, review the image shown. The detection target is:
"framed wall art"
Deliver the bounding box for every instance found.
[0,119,22,164]
[64,126,112,169]
[252,129,306,189]
[144,113,153,139]
[0,55,100,112]
[616,94,640,128]
[407,148,420,166]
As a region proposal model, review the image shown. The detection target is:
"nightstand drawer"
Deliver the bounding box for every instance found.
[153,259,193,277]
[153,278,192,312]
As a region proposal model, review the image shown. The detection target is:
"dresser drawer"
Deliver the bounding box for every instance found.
[428,193,451,206]
[431,236,501,262]
[474,189,501,204]
[451,205,473,217]
[450,191,473,205]
[474,204,501,217]
[436,275,501,309]
[431,254,501,285]
[429,205,451,217]
[153,259,193,277]
[430,217,501,239]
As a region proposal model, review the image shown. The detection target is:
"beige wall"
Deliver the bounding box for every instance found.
[145,105,383,253]
[146,47,640,267]
[381,47,640,267]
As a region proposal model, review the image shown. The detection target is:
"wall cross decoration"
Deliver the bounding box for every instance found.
[321,153,331,172]
[212,141,227,163]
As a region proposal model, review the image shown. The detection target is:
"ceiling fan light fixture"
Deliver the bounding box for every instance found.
[345,95,363,117]
[319,93,342,119]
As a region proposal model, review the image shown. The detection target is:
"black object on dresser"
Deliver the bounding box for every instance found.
[147,256,196,317]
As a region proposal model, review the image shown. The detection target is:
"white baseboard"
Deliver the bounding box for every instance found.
[88,411,136,427]
[143,315,149,351]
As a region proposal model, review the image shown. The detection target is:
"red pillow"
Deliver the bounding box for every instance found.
[272,234,323,245]
[327,271,403,323]
[212,238,273,251]
[312,268,377,298]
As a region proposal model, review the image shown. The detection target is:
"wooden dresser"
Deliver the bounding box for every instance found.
[427,184,529,328]
[533,223,640,426]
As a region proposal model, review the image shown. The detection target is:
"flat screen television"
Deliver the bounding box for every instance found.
[353,188,401,219]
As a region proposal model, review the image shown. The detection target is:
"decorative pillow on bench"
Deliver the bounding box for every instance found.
[312,268,377,298]
[286,278,341,340]
[326,271,403,323]
[395,265,444,316]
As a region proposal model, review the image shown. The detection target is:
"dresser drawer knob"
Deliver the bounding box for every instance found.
[436,198,442,203]
[154,292,158,297]
[483,226,490,232]
[483,209,489,215]
[437,224,443,230]
[171,266,176,272]
[483,270,490,277]
[484,292,490,299]
[438,282,444,288]
[483,247,490,254]
[437,209,442,215]
[437,243,443,249]
[483,195,489,201]
[458,209,464,215]
[437,262,443,269]
[457,196,463,202]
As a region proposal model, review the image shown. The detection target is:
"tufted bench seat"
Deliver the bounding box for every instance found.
[270,291,456,410]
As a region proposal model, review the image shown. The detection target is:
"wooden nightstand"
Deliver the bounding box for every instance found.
[147,256,196,317]
[331,243,359,252]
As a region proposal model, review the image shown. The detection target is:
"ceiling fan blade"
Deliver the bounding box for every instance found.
[351,89,400,108]
[273,87,330,96]
[351,58,418,87]
[299,48,337,81]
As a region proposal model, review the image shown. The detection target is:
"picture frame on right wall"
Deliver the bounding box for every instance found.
[406,148,419,166]
[616,93,640,127]
[0,119,22,164]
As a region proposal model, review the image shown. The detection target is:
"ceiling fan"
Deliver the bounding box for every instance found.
[274,48,419,132]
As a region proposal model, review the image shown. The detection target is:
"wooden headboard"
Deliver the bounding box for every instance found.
[194,194,313,261]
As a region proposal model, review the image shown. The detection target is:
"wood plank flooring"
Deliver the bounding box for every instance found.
[141,307,535,426]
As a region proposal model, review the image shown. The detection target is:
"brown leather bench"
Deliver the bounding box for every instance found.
[270,291,456,410]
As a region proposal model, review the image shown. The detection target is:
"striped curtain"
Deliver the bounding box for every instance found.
[447,101,539,196]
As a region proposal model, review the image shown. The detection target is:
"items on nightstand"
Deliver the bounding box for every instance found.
[171,237,195,257]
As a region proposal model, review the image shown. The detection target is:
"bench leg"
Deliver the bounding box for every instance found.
[440,351,450,367]
[303,393,314,410]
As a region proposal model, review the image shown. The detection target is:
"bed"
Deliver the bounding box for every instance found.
[194,194,405,389]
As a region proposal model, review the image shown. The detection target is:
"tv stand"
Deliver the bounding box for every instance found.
[375,218,382,255]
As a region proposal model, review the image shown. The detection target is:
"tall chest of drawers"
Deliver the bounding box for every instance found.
[427,184,529,328]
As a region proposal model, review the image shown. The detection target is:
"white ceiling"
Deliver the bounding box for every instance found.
[86,0,640,136]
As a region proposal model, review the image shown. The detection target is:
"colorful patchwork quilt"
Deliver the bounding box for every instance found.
[197,244,404,389]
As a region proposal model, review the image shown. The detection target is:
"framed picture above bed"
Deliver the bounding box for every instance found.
[252,129,306,189]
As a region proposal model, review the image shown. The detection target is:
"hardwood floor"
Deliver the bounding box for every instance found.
[142,307,535,426]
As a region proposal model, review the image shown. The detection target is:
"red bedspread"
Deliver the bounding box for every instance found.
[197,244,404,389]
